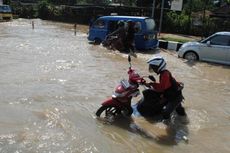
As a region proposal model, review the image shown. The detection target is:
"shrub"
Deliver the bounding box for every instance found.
[163,11,190,34]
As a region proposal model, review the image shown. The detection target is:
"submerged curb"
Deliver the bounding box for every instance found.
[158,40,183,51]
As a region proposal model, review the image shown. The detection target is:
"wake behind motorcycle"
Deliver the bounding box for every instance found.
[95,56,189,143]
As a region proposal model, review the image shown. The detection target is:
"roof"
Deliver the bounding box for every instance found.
[215,31,230,35]
[210,4,230,18]
[99,16,149,20]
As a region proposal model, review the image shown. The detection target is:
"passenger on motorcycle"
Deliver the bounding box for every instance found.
[146,56,187,120]
[105,20,126,51]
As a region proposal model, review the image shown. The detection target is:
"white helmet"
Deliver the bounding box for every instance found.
[147,56,166,73]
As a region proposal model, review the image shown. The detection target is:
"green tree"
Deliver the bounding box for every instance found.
[3,0,11,5]
[38,0,50,18]
[224,0,230,4]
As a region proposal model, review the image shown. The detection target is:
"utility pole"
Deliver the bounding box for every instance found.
[188,0,193,34]
[151,0,156,18]
[202,0,209,37]
[158,0,165,36]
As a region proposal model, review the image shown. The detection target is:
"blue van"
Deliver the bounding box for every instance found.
[87,16,158,50]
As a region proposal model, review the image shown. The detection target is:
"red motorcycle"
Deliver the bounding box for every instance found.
[96,55,147,121]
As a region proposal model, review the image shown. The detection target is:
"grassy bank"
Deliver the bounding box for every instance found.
[158,33,201,43]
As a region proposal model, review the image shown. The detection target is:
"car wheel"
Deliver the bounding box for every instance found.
[184,51,198,61]
[94,38,101,45]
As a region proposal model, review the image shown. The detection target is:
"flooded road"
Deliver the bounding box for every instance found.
[0,19,229,153]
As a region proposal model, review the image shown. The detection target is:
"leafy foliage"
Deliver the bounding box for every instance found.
[9,0,230,36]
[164,11,190,34]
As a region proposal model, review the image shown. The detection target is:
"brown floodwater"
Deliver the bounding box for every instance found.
[0,19,229,153]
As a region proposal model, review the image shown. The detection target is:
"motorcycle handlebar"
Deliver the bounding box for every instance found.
[127,68,155,88]
[129,74,155,88]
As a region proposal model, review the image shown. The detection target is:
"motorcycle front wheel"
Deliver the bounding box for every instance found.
[96,105,120,119]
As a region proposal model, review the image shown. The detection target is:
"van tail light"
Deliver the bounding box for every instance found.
[144,34,149,40]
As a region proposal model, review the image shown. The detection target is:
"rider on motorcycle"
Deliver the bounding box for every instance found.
[146,56,187,120]
[105,20,126,50]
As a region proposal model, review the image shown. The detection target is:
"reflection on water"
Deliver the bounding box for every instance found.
[0,19,229,153]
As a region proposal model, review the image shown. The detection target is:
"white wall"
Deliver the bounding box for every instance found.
[0,0,3,5]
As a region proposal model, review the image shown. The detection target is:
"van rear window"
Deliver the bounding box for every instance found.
[145,19,155,31]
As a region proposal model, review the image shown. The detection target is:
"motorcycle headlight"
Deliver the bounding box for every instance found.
[112,92,126,98]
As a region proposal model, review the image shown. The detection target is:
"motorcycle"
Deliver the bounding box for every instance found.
[95,54,186,123]
[96,54,162,122]
[102,35,125,51]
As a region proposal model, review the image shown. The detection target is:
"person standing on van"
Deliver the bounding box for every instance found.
[124,20,136,53]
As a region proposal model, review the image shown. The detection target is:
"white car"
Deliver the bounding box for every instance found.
[178,32,230,65]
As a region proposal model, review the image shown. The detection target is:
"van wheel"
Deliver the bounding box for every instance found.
[184,51,198,61]
[94,38,101,45]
